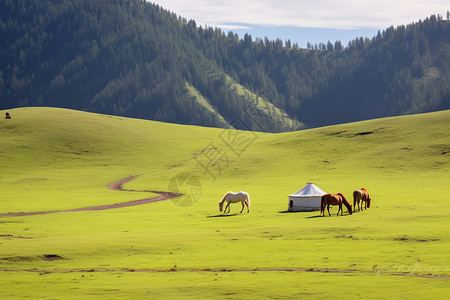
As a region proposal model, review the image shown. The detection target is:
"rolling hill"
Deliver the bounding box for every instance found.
[0,107,449,298]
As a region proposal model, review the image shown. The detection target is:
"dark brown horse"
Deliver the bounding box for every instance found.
[320,193,352,217]
[353,188,371,211]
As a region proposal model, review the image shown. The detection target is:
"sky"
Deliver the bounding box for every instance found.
[151,0,449,47]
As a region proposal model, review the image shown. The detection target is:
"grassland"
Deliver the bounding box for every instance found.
[1,107,449,299]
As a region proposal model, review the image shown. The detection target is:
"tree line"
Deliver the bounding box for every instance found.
[1,0,449,131]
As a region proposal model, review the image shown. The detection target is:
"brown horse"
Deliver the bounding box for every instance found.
[320,193,352,217]
[353,188,371,211]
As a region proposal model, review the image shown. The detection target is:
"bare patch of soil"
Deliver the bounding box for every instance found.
[1,256,35,262]
[2,254,64,262]
[355,131,373,136]
[326,131,347,136]
[1,267,449,280]
[394,236,439,243]
[335,235,359,240]
[0,234,35,239]
[41,254,64,261]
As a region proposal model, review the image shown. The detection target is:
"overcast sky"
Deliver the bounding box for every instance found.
[151,0,449,47]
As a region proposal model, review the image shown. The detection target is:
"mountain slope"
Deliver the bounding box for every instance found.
[1,0,449,131]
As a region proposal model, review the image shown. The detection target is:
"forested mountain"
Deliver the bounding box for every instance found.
[1,0,449,131]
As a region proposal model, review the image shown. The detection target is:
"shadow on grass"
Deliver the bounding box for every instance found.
[305,215,324,219]
[310,213,354,218]
[207,213,239,218]
[278,210,353,218]
[279,210,322,218]
[278,210,319,214]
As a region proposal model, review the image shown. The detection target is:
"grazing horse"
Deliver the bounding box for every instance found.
[320,193,352,217]
[353,188,371,211]
[219,191,251,214]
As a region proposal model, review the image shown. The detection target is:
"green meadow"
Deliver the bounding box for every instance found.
[1,107,449,299]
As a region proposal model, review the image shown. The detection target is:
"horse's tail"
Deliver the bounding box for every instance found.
[320,195,325,214]
[353,190,359,206]
[246,193,251,212]
[338,193,352,214]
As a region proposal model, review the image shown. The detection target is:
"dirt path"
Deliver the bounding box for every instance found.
[0,266,449,280]
[1,175,182,217]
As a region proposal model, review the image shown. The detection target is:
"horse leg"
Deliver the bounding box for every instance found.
[224,203,230,214]
[322,199,328,216]
[337,204,342,216]
[240,201,244,213]
[327,204,331,217]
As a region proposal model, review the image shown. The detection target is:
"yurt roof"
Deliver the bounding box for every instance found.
[289,183,326,198]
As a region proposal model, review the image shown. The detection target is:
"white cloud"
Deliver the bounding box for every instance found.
[151,0,449,29]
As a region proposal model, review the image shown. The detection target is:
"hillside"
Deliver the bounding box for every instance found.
[1,107,449,298]
[1,0,450,132]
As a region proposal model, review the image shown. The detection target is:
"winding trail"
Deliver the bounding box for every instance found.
[0,175,182,217]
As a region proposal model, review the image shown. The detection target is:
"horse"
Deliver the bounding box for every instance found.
[219,191,251,214]
[320,193,352,217]
[353,188,371,211]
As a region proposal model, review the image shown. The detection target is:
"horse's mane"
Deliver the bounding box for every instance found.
[338,193,352,214]
[219,191,232,204]
[337,193,349,204]
[360,188,367,191]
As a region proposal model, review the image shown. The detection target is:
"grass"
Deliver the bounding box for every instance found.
[1,107,449,299]
[223,73,304,131]
[2,270,449,299]
[183,82,230,128]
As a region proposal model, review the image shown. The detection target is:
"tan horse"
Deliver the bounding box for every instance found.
[219,191,251,214]
[320,193,352,217]
[353,188,371,211]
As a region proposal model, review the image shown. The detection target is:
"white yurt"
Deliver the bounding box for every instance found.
[288,183,327,211]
